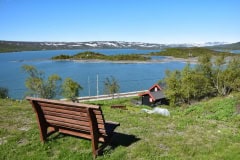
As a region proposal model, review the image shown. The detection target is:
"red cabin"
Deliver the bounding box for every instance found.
[139,84,167,106]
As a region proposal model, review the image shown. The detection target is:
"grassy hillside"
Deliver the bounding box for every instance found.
[1,94,240,159]
[209,42,240,50]
[150,47,234,58]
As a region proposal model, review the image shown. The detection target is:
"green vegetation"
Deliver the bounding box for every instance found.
[162,55,240,106]
[62,78,83,100]
[1,93,240,159]
[103,76,120,99]
[51,51,150,61]
[22,65,82,99]
[150,47,234,58]
[52,54,72,59]
[209,42,240,50]
[0,87,8,98]
[22,65,62,99]
[52,49,236,62]
[0,42,41,53]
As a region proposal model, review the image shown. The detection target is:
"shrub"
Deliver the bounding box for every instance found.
[0,87,8,98]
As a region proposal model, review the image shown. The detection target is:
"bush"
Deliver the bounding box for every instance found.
[0,87,9,98]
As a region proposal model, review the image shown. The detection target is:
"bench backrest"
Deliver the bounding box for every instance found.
[26,97,108,136]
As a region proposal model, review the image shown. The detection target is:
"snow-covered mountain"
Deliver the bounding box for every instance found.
[0,40,232,52]
[39,41,166,49]
[165,42,229,48]
[38,41,231,48]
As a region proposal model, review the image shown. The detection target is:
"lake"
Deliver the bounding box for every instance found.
[0,49,189,99]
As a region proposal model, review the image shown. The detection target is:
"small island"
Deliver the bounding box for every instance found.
[51,51,151,61]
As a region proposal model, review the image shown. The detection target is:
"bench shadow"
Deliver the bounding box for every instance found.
[48,131,140,154]
[110,132,140,149]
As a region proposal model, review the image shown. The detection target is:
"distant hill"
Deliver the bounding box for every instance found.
[150,47,234,58]
[0,41,164,52]
[0,40,238,53]
[208,42,240,50]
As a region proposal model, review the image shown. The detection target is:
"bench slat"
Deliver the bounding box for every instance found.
[42,107,105,123]
[43,110,105,125]
[45,115,90,127]
[39,102,88,113]
[59,128,92,140]
[47,119,91,132]
[43,110,89,121]
[41,106,88,117]
[45,114,106,132]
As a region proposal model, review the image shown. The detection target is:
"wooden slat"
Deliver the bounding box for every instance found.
[38,102,88,113]
[59,128,92,140]
[41,106,88,117]
[47,119,91,132]
[26,96,100,109]
[92,109,102,115]
[42,106,104,123]
[45,115,89,127]
[45,114,106,133]
[43,110,89,122]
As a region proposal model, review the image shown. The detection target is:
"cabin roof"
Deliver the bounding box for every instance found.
[140,90,165,101]
[148,84,162,91]
[150,91,165,100]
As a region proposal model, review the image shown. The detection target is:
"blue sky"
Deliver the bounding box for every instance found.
[0,0,239,43]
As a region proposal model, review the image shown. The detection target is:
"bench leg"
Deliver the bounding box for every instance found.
[38,123,48,142]
[91,138,99,158]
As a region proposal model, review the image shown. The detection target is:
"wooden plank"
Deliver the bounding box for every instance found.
[41,106,88,117]
[43,110,89,122]
[59,128,92,140]
[47,119,91,132]
[92,109,102,115]
[39,102,88,113]
[45,115,90,127]
[26,96,100,109]
[42,107,104,123]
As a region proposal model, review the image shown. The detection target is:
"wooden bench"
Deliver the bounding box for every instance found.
[26,97,120,158]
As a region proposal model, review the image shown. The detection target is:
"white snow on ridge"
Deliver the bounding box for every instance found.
[102,42,118,47]
[69,44,82,47]
[85,43,98,47]
[35,41,230,48]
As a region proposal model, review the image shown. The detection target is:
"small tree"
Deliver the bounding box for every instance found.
[0,87,8,98]
[62,78,83,101]
[22,65,61,99]
[103,76,120,99]
[164,70,182,106]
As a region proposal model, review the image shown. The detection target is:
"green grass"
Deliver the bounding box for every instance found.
[1,94,240,159]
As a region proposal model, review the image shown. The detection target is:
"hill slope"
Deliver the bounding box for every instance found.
[1,94,240,159]
[208,41,240,50]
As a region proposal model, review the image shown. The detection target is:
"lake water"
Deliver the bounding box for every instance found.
[1,49,189,99]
